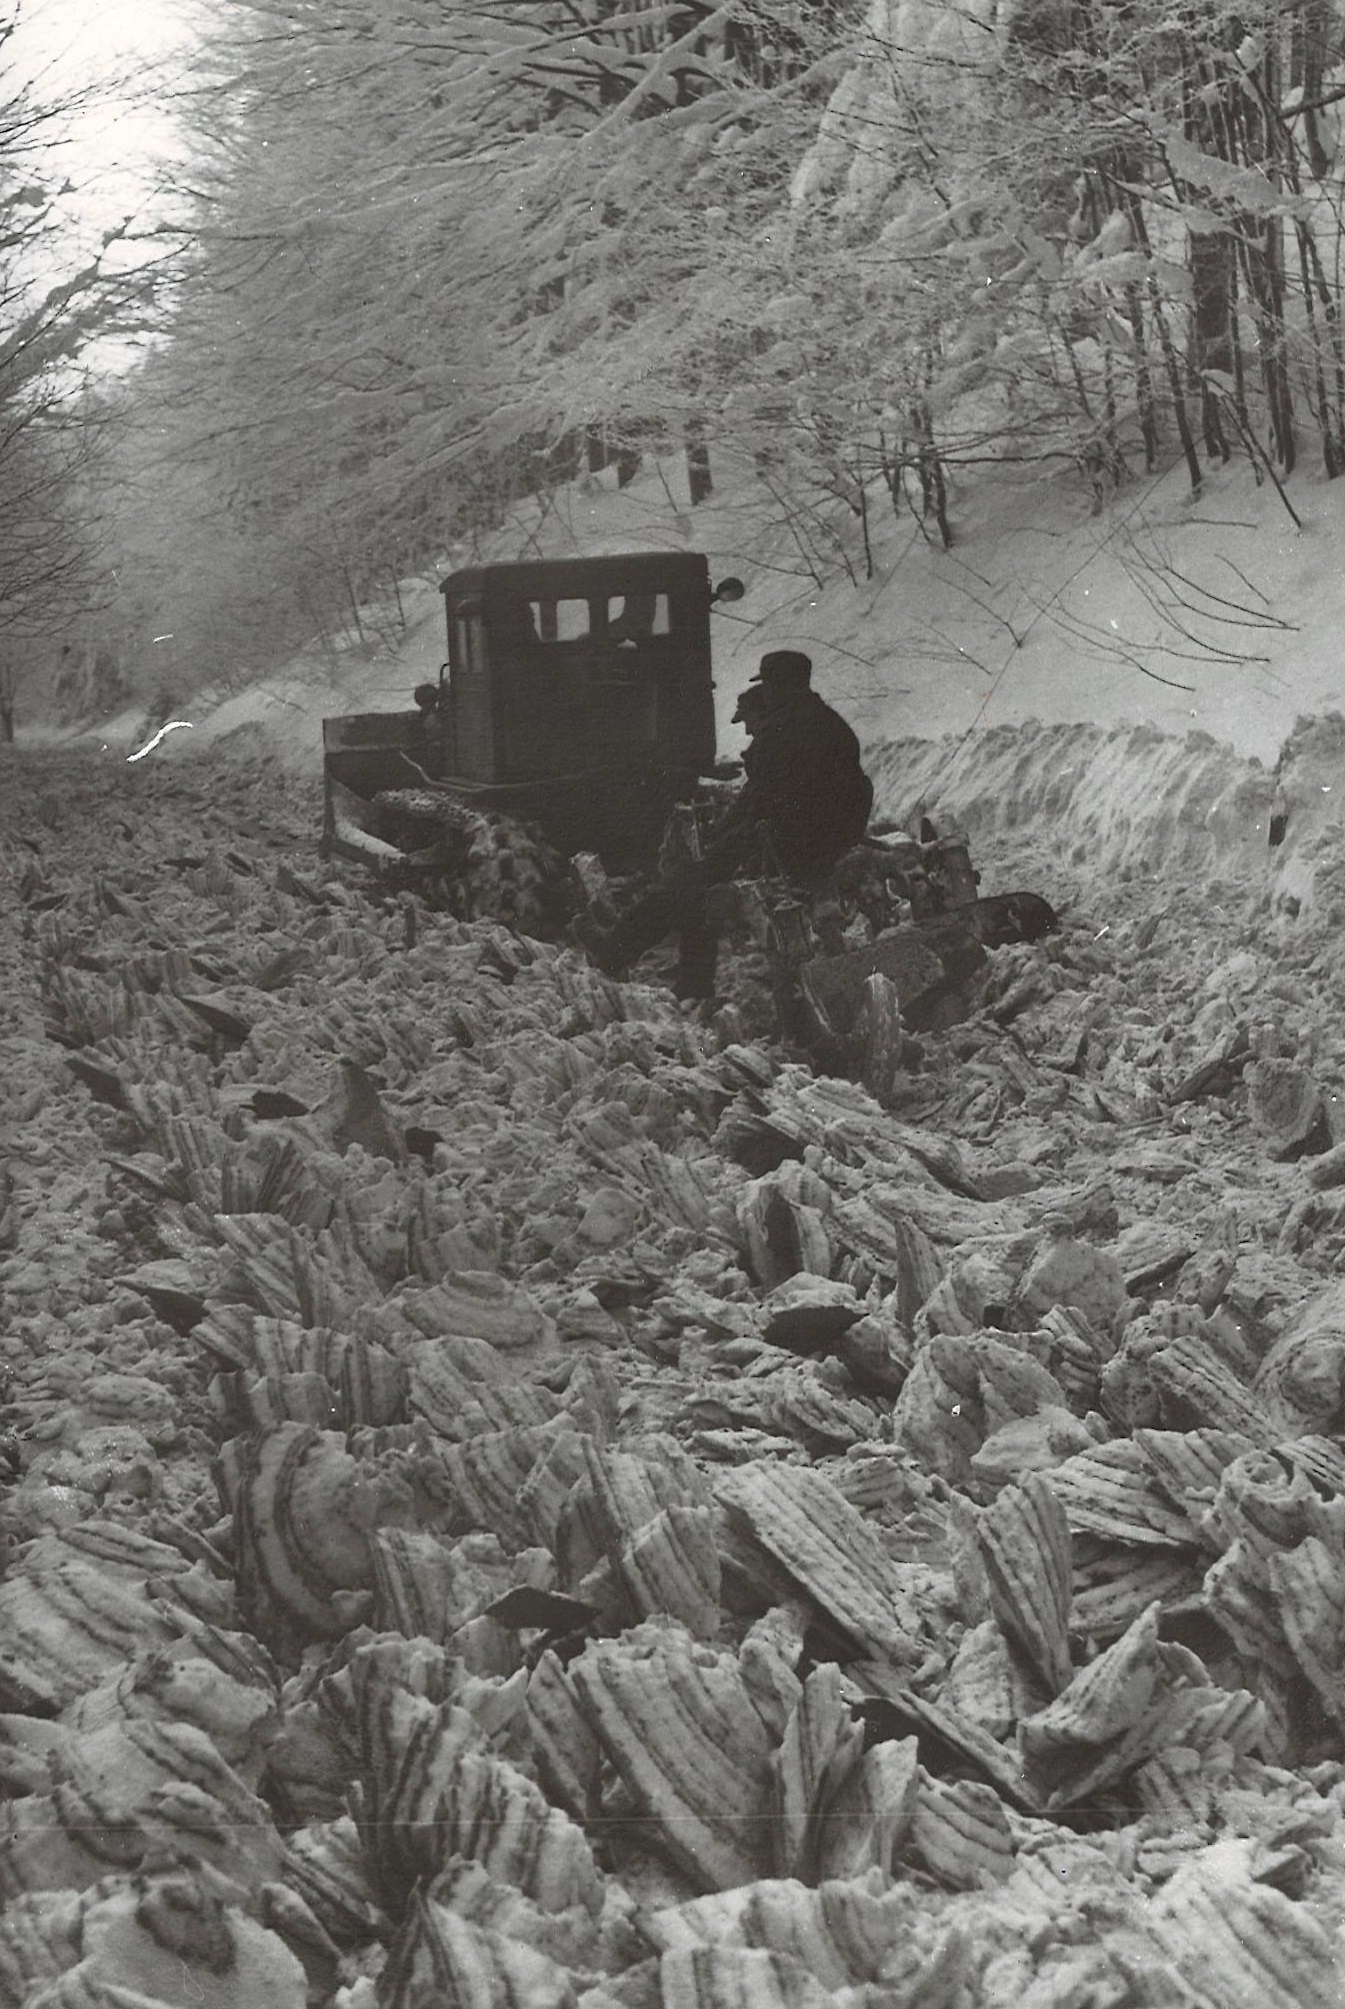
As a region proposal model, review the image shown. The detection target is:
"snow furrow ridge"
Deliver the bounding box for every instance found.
[3,727,1345,2009]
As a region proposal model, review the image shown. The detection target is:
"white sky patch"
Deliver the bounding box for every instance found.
[7,0,200,284]
[128,718,192,761]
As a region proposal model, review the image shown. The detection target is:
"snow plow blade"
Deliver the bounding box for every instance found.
[322,773,440,870]
[797,890,1058,1045]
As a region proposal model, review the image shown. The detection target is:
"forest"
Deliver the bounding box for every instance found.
[3,0,1345,735]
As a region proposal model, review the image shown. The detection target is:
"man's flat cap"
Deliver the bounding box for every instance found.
[731,682,771,725]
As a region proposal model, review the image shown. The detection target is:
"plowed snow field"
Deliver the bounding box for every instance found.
[5,720,1345,2009]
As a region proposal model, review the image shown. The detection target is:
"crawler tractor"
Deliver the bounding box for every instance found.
[322,551,745,872]
[320,551,1055,1063]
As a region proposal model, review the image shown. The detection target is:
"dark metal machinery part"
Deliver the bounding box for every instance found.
[765,829,1059,1062]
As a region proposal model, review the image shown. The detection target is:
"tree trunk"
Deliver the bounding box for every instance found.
[857,469,874,579]
[685,421,712,504]
[1236,218,1295,469]
[1229,54,1296,470]
[341,563,366,645]
[1295,221,1340,475]
[1297,0,1332,178]
[1296,221,1345,470]
[1189,231,1233,460]
[1125,280,1159,470]
[1123,193,1203,495]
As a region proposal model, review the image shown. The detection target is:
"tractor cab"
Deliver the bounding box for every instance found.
[322,551,743,869]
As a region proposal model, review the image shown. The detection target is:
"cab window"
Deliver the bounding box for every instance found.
[454,608,482,676]
[606,592,670,644]
[526,597,591,642]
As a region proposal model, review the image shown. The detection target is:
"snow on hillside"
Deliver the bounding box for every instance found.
[423,446,1345,769]
[48,444,1342,764]
[38,443,1345,918]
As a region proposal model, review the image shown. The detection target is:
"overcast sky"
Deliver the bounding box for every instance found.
[9,0,198,257]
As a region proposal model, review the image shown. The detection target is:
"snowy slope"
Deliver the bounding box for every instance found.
[53,442,1344,766]
[420,445,1345,769]
[41,441,1345,918]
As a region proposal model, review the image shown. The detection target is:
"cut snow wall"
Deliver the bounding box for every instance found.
[867,714,1345,920]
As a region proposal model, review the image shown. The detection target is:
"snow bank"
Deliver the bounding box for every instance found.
[869,713,1345,920]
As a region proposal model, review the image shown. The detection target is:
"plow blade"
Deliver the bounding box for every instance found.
[322,775,441,871]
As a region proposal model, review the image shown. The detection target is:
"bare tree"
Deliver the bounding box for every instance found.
[102,0,1345,680]
[106,0,853,638]
[0,5,171,737]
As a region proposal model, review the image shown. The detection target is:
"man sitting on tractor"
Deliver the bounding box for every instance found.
[583,649,874,1001]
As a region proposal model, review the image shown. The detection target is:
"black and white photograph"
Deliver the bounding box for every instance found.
[4,3,1345,2005]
